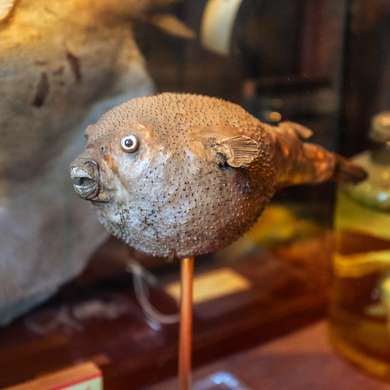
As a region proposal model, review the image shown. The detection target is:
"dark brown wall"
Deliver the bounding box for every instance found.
[341,0,390,155]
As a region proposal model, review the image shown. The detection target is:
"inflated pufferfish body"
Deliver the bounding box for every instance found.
[70,93,366,258]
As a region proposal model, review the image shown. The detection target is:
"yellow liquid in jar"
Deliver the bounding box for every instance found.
[329,190,390,379]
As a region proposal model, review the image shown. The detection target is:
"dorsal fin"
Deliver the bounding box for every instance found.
[279,121,313,140]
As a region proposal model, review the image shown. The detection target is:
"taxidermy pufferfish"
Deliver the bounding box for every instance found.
[70,93,366,258]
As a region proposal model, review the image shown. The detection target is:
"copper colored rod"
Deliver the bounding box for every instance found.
[179,256,194,390]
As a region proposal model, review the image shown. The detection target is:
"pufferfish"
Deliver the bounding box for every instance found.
[70,93,366,258]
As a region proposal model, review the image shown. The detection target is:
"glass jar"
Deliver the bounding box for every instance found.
[329,112,390,379]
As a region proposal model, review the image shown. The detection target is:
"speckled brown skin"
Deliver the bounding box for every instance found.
[70,93,366,258]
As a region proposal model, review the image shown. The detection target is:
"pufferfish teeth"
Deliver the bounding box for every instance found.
[72,181,96,191]
[72,182,98,199]
[70,166,94,182]
[70,166,99,199]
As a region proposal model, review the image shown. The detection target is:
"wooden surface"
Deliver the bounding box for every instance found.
[0,235,331,389]
[151,321,389,389]
[7,362,102,390]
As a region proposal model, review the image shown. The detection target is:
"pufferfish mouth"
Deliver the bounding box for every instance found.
[70,162,100,200]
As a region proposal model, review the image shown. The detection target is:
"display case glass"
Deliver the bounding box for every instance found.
[0,0,389,388]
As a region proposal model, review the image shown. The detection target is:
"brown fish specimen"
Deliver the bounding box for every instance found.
[70,93,367,258]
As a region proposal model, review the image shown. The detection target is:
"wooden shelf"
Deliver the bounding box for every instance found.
[0,234,332,389]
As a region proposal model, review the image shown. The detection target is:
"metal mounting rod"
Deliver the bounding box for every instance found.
[179,256,194,390]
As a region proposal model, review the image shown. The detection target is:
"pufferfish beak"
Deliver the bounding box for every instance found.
[70,159,99,200]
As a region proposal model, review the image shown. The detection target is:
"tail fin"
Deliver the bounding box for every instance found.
[334,156,368,184]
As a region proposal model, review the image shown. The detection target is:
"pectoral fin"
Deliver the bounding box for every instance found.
[213,135,259,168]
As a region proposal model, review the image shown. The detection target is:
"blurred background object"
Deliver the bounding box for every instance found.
[0,0,192,325]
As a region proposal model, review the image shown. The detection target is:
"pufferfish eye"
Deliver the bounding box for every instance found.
[121,134,139,153]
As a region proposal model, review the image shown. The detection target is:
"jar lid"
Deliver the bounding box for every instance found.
[370,111,390,144]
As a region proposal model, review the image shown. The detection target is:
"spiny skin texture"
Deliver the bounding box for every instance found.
[70,93,367,258]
